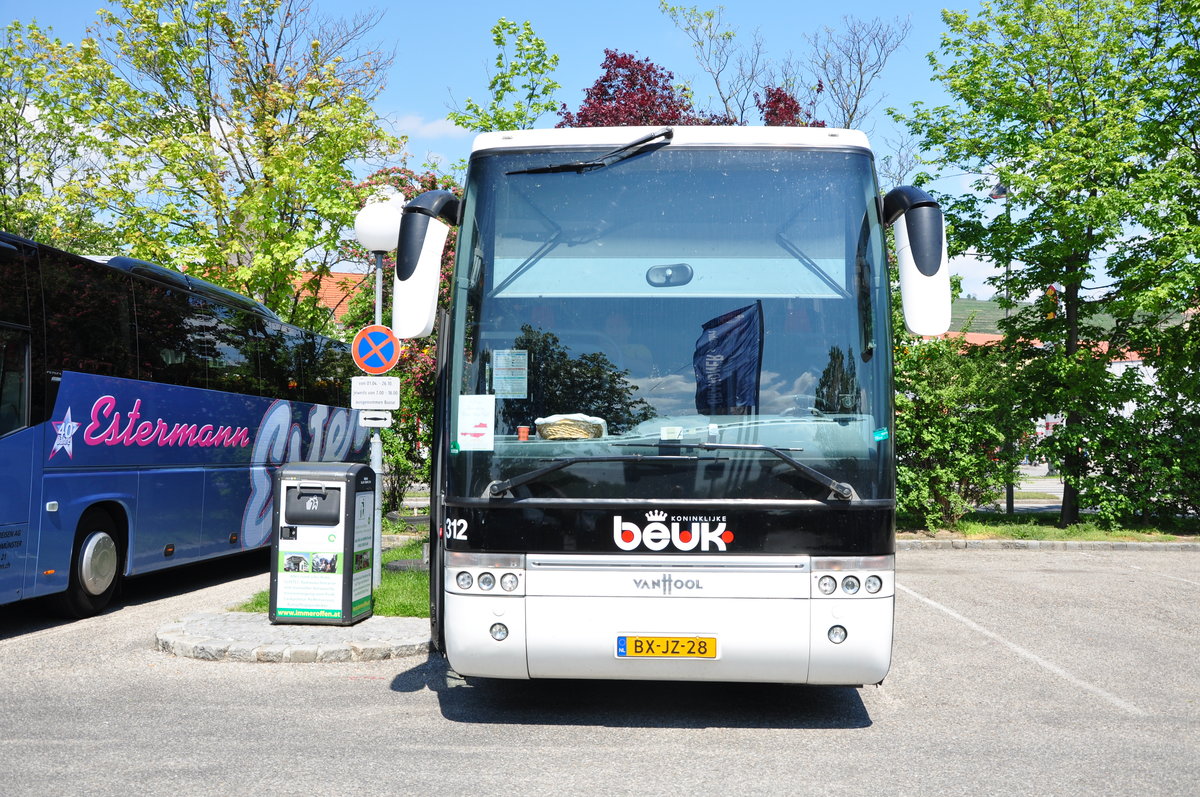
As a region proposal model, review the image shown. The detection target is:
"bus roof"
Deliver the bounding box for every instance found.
[105,255,282,321]
[470,125,872,155]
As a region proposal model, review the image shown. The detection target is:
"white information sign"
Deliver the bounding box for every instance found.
[358,411,393,428]
[351,376,401,410]
[456,394,496,451]
[492,349,528,399]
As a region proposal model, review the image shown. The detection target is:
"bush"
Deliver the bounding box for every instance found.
[894,334,1030,528]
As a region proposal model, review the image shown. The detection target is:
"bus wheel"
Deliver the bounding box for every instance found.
[56,512,123,618]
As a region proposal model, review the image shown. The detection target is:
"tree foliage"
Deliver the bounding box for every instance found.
[447,18,561,132]
[893,0,1181,526]
[1114,0,1200,319]
[658,2,764,124]
[804,15,911,130]
[660,3,907,130]
[558,49,731,127]
[894,331,1031,529]
[754,84,824,127]
[28,0,401,330]
[0,22,115,252]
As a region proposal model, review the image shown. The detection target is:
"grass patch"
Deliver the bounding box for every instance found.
[232,538,429,618]
[384,515,430,535]
[904,510,1198,542]
[235,589,270,613]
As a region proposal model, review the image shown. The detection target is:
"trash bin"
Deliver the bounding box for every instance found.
[269,462,375,625]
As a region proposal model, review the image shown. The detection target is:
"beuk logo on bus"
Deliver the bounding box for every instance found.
[612,510,735,552]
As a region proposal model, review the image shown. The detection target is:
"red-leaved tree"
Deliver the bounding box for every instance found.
[557,49,733,127]
[755,83,826,127]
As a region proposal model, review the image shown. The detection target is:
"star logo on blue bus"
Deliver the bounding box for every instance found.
[50,407,81,460]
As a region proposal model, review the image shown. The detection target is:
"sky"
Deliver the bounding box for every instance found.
[3,0,1001,296]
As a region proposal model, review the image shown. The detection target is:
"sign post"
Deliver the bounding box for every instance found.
[353,199,404,592]
[350,325,401,592]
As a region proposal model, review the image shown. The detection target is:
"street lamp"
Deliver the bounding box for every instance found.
[989,182,1015,514]
[354,201,403,326]
[353,200,403,588]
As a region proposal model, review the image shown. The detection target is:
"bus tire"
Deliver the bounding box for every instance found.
[56,510,123,618]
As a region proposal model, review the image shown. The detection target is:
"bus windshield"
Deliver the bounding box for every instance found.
[447,144,894,503]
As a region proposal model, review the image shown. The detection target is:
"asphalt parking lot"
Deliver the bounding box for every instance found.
[0,547,1196,796]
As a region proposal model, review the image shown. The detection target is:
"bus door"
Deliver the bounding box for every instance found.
[0,238,36,604]
[0,326,34,604]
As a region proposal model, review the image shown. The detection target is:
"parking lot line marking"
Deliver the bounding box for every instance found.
[1124,564,1200,588]
[897,582,1147,717]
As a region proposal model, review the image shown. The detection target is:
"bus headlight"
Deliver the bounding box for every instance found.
[828,625,848,644]
[490,623,509,641]
[500,573,519,592]
[841,576,860,594]
[456,571,473,590]
[818,575,837,595]
[477,572,496,590]
[865,575,883,593]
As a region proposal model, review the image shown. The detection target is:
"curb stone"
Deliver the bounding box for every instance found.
[156,612,430,663]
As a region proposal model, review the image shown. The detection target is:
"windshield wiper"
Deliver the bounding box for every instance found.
[595,439,859,501]
[697,442,859,501]
[506,128,673,175]
[483,453,697,498]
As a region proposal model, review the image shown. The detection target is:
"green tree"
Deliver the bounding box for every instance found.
[447,18,561,132]
[1052,0,1200,525]
[893,330,1031,529]
[36,0,401,330]
[894,0,1163,526]
[0,22,114,252]
[1116,0,1200,320]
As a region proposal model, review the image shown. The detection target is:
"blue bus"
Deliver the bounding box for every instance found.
[0,232,368,616]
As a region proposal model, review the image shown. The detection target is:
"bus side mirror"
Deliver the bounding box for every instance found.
[394,190,460,339]
[883,186,951,337]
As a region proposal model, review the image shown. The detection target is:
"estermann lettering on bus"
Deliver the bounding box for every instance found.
[403,126,950,686]
[0,233,368,616]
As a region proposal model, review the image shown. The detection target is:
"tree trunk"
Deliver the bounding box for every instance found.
[1058,246,1087,527]
[1059,409,1083,527]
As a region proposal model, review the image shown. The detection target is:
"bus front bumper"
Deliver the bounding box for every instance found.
[442,553,894,685]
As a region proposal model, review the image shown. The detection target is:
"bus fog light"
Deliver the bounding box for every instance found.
[818,575,837,595]
[490,623,509,641]
[478,572,496,590]
[841,576,860,594]
[456,571,473,590]
[500,573,519,591]
[865,575,883,593]
[828,625,848,644]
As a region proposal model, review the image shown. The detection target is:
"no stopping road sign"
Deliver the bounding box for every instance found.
[352,325,401,375]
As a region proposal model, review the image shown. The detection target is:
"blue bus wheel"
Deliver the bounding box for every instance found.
[56,513,123,618]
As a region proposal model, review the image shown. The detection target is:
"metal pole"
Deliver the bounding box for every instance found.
[1004,198,1014,515]
[371,250,384,589]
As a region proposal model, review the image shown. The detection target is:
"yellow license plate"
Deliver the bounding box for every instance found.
[616,636,717,659]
